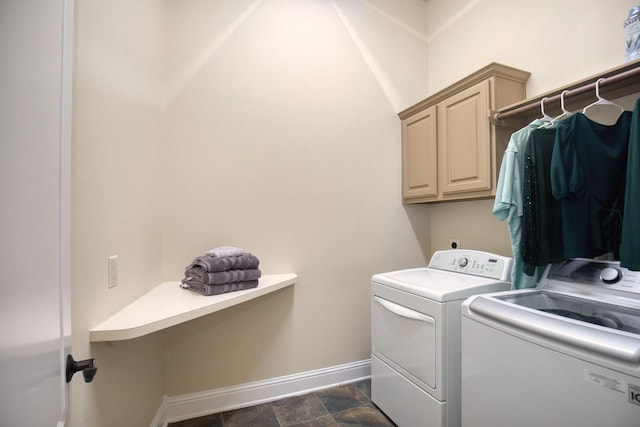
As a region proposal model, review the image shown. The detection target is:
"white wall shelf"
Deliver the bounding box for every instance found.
[89,273,297,342]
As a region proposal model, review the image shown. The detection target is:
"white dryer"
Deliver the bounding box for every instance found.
[371,250,512,427]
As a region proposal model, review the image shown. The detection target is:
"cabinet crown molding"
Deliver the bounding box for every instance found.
[399,62,531,120]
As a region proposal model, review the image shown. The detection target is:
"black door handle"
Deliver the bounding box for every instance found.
[66,354,97,383]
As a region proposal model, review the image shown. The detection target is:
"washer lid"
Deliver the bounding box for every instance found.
[372,268,511,302]
[497,291,640,335]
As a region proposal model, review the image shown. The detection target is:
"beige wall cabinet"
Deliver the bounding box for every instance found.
[399,63,530,203]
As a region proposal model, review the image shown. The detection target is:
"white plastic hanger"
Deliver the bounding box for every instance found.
[582,78,624,116]
[550,90,573,124]
[539,97,553,122]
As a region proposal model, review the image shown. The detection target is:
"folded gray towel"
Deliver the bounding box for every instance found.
[184,268,261,285]
[182,280,259,296]
[186,253,260,272]
[205,245,244,257]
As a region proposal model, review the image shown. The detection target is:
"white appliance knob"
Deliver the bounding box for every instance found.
[458,257,468,267]
[600,267,621,284]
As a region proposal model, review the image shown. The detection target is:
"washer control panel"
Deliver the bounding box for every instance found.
[428,249,513,281]
[545,259,640,295]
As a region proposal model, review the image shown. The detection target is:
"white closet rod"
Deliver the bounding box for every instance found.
[495,62,640,122]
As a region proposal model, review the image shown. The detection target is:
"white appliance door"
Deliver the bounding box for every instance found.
[0,0,73,425]
[372,295,437,390]
[372,355,444,427]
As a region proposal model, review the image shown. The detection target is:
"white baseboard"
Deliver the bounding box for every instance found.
[150,395,167,427]
[159,359,371,424]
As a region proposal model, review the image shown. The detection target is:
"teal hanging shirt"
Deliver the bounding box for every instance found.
[550,112,631,259]
[621,98,640,269]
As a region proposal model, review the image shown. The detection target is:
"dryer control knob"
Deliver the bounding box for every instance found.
[458,257,468,268]
[600,267,621,284]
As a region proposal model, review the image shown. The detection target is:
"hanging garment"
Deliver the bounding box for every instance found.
[521,127,564,276]
[550,112,632,259]
[493,119,546,289]
[621,98,640,269]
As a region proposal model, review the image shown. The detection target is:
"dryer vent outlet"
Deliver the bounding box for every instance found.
[449,239,461,249]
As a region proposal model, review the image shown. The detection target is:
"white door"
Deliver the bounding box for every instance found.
[0,1,74,425]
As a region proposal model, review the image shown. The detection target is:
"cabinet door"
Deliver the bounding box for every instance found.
[402,105,437,200]
[438,80,491,196]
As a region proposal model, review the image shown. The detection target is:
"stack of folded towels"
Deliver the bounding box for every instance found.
[181,246,261,296]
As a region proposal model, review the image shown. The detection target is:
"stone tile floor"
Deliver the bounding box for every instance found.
[168,379,396,427]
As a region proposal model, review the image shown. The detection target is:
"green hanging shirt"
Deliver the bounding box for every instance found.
[521,127,564,275]
[493,119,546,288]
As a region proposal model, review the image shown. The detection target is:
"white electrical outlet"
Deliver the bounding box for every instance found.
[108,255,118,288]
[448,239,461,249]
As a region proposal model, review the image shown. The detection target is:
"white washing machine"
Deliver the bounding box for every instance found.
[371,250,513,427]
[461,258,640,427]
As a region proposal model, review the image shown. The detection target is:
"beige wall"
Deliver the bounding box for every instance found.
[160,0,430,396]
[70,0,429,424]
[71,1,165,425]
[425,0,639,255]
[69,0,639,425]
[426,0,637,95]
